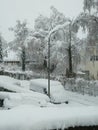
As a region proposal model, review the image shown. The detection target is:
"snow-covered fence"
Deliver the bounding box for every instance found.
[64,78,98,96]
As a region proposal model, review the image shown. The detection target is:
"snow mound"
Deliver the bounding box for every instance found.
[30,79,69,103]
[0,76,50,108]
[1,92,49,108]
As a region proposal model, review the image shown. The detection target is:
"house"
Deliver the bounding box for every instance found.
[2,50,39,71]
[3,50,20,65]
[81,45,98,80]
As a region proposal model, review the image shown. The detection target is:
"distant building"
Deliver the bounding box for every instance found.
[81,45,98,80]
[2,50,39,70]
[3,50,20,65]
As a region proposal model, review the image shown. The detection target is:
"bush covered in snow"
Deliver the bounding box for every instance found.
[64,78,98,96]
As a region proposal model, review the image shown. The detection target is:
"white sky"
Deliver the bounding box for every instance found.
[0,0,84,42]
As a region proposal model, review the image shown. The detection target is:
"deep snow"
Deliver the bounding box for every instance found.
[0,105,98,130]
[0,76,98,130]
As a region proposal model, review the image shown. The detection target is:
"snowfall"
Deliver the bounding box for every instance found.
[0,76,98,130]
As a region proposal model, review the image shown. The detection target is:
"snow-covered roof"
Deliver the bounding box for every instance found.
[3,50,19,61]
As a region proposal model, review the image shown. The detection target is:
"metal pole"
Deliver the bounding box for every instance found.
[47,27,66,97]
[48,37,50,97]
[69,23,72,74]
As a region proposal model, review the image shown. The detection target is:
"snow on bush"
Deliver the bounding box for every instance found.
[64,78,98,96]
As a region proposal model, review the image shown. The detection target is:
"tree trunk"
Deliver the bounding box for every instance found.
[21,47,26,71]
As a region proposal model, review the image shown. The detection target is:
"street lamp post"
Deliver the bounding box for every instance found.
[68,22,73,74]
[47,29,64,97]
[47,22,71,97]
[47,28,66,97]
[48,36,51,97]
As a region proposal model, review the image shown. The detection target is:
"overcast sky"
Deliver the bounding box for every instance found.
[0,0,84,42]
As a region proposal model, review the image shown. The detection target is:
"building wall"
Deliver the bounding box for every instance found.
[85,61,98,80]
[83,45,98,80]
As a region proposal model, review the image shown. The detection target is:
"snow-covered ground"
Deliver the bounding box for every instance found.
[1,105,98,130]
[0,76,49,108]
[0,76,98,129]
[0,76,98,108]
[30,78,98,106]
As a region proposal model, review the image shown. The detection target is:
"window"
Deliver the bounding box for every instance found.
[90,55,98,61]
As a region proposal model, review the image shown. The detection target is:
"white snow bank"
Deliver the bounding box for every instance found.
[0,76,49,108]
[0,76,31,93]
[0,75,30,89]
[0,81,30,93]
[30,79,69,103]
[30,79,61,91]
[0,92,49,108]
[0,76,29,92]
[0,76,19,85]
[0,105,98,130]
